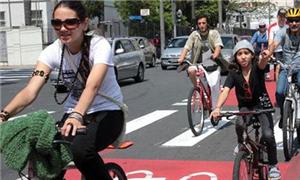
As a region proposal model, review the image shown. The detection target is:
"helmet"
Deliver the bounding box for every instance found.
[286,8,300,18]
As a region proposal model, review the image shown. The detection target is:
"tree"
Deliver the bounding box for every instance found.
[83,1,104,21]
[113,0,190,38]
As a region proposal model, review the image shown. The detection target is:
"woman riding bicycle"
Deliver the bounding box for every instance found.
[0,1,124,179]
[210,40,281,179]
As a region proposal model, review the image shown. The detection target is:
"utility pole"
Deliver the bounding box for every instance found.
[218,0,222,31]
[159,0,165,54]
[172,0,177,38]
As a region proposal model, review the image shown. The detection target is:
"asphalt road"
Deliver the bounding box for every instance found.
[0,65,290,179]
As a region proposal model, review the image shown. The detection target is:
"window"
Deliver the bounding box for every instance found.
[121,40,135,52]
[31,10,43,27]
[0,11,5,27]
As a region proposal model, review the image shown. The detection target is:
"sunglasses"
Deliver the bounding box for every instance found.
[243,82,252,100]
[51,18,81,31]
[259,25,266,28]
[287,18,300,23]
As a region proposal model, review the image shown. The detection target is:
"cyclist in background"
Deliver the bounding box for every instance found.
[251,21,270,79]
[178,15,223,109]
[0,1,124,179]
[210,40,281,179]
[268,8,288,81]
[263,7,300,129]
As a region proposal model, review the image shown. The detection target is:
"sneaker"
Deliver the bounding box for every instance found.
[269,165,281,179]
[233,144,241,156]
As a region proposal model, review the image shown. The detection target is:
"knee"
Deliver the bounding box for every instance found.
[235,118,244,131]
[261,129,274,142]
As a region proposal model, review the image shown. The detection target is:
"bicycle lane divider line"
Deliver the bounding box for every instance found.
[162,117,230,147]
[125,110,178,134]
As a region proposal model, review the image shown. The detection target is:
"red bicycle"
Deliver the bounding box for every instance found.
[214,108,276,180]
[178,60,213,136]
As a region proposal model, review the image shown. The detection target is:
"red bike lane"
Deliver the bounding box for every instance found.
[65,79,299,179]
[65,158,289,179]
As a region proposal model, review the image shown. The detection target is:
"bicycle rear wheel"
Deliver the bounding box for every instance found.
[106,162,127,180]
[187,87,207,136]
[233,151,253,180]
[282,100,296,161]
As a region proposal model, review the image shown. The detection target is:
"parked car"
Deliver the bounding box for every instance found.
[239,35,252,42]
[108,37,146,82]
[160,36,189,70]
[132,36,157,67]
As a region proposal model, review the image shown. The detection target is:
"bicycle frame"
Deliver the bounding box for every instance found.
[218,109,275,179]
[194,64,212,110]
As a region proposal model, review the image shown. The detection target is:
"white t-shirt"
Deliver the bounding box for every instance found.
[268,22,288,52]
[38,35,123,114]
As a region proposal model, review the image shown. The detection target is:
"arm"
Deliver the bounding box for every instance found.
[0,62,50,122]
[212,45,222,61]
[210,87,231,119]
[178,48,189,64]
[61,63,108,136]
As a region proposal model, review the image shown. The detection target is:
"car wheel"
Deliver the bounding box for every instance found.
[161,64,167,70]
[150,55,156,67]
[134,64,144,82]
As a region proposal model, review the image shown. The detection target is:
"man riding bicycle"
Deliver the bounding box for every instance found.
[178,15,223,109]
[263,7,300,129]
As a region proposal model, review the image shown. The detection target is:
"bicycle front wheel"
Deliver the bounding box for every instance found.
[233,151,253,180]
[187,87,207,136]
[106,162,127,180]
[282,100,296,161]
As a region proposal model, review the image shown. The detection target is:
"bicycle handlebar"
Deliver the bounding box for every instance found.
[53,127,87,145]
[210,108,275,126]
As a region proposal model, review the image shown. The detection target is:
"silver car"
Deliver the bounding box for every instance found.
[132,36,157,67]
[108,37,146,82]
[160,36,189,70]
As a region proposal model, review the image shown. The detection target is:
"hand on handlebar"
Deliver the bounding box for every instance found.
[210,108,221,121]
[61,118,86,137]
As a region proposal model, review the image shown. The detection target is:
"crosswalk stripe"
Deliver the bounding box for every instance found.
[162,117,230,147]
[172,99,187,106]
[126,110,177,134]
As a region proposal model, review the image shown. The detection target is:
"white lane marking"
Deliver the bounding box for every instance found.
[172,99,187,106]
[126,110,177,134]
[162,117,230,147]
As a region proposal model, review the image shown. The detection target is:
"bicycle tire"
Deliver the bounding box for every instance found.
[187,87,206,136]
[106,162,127,180]
[297,128,300,145]
[258,165,268,180]
[232,151,253,180]
[282,100,295,161]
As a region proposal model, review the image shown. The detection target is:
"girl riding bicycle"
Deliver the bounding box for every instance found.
[0,1,125,179]
[210,40,281,179]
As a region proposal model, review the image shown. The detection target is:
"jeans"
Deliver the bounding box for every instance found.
[235,107,278,165]
[276,69,300,115]
[57,110,124,180]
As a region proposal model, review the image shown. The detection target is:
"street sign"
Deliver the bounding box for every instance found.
[140,9,150,16]
[129,16,142,21]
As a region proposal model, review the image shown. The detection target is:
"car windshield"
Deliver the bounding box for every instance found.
[167,38,187,48]
[221,36,235,49]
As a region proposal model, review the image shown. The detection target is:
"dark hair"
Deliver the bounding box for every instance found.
[53,1,91,91]
[195,15,208,25]
[53,1,88,21]
[232,52,257,72]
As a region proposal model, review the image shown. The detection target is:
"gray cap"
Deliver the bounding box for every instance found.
[233,40,255,56]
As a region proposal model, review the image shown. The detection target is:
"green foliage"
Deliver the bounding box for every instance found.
[113,0,190,37]
[83,1,104,20]
[194,0,219,27]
